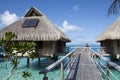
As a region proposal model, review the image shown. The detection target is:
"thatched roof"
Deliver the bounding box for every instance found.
[0,7,70,42]
[96,17,120,42]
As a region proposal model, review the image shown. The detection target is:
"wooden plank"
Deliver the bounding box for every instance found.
[66,54,80,80]
[67,48,102,80]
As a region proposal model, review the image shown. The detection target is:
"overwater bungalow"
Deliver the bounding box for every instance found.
[96,17,120,60]
[0,7,70,62]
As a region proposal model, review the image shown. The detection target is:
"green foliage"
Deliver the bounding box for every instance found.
[0,32,36,80]
[22,71,32,78]
[5,32,17,41]
[11,59,19,66]
[28,53,36,60]
[0,38,3,46]
[0,32,36,58]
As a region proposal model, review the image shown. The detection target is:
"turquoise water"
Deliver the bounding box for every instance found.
[0,58,65,80]
[95,56,120,79]
[0,45,120,80]
[92,48,120,80]
[100,64,120,80]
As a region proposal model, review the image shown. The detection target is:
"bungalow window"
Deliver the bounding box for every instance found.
[22,19,39,28]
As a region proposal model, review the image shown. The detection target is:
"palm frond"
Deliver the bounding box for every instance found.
[108,0,120,16]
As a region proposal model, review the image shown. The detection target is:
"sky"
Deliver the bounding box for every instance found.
[0,0,119,45]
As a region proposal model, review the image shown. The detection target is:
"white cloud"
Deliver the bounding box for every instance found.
[0,10,19,26]
[59,20,84,32]
[73,5,80,12]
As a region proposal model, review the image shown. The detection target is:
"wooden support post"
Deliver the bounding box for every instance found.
[94,55,96,60]
[42,73,48,80]
[6,64,8,69]
[98,57,100,72]
[38,58,40,63]
[67,55,71,73]
[68,47,69,53]
[106,63,109,80]
[61,62,64,80]
[89,47,90,52]
[73,53,76,61]
[90,53,92,58]
[48,57,51,66]
[27,58,30,65]
[91,52,93,58]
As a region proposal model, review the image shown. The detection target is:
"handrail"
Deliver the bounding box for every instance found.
[39,47,120,80]
[88,47,120,80]
[89,47,120,73]
[39,49,75,74]
[107,61,120,72]
[89,47,101,57]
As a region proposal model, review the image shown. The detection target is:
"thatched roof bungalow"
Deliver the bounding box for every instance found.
[96,17,120,59]
[0,7,71,57]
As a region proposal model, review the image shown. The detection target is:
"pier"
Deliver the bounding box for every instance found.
[39,47,120,80]
[66,48,102,80]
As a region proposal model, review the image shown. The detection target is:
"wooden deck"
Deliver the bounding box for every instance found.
[66,48,102,80]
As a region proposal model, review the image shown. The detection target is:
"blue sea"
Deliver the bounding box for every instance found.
[0,44,120,80]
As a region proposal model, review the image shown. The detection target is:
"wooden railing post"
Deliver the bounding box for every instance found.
[106,63,109,80]
[43,73,48,80]
[91,53,92,58]
[94,54,97,60]
[68,55,71,73]
[61,62,64,80]
[91,52,93,58]
[39,48,78,80]
[98,57,100,72]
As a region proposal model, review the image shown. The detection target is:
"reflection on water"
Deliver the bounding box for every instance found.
[0,58,61,80]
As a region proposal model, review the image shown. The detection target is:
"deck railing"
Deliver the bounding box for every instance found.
[39,48,79,80]
[88,47,120,80]
[39,47,120,80]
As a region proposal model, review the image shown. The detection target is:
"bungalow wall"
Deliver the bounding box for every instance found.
[100,40,114,55]
[101,40,120,59]
[37,41,66,57]
[56,41,66,53]
[116,40,120,58]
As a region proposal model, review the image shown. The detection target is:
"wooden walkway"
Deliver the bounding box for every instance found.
[67,48,102,80]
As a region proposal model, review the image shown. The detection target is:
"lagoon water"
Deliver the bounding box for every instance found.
[0,45,120,80]
[0,58,63,80]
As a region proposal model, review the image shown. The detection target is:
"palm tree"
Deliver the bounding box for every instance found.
[108,0,120,16]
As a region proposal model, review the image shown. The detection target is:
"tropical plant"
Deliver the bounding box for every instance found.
[0,32,36,80]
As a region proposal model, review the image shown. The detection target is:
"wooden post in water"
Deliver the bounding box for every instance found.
[106,63,109,80]
[42,73,48,80]
[48,57,51,65]
[38,58,40,63]
[27,58,30,65]
[61,62,64,80]
[6,64,8,69]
